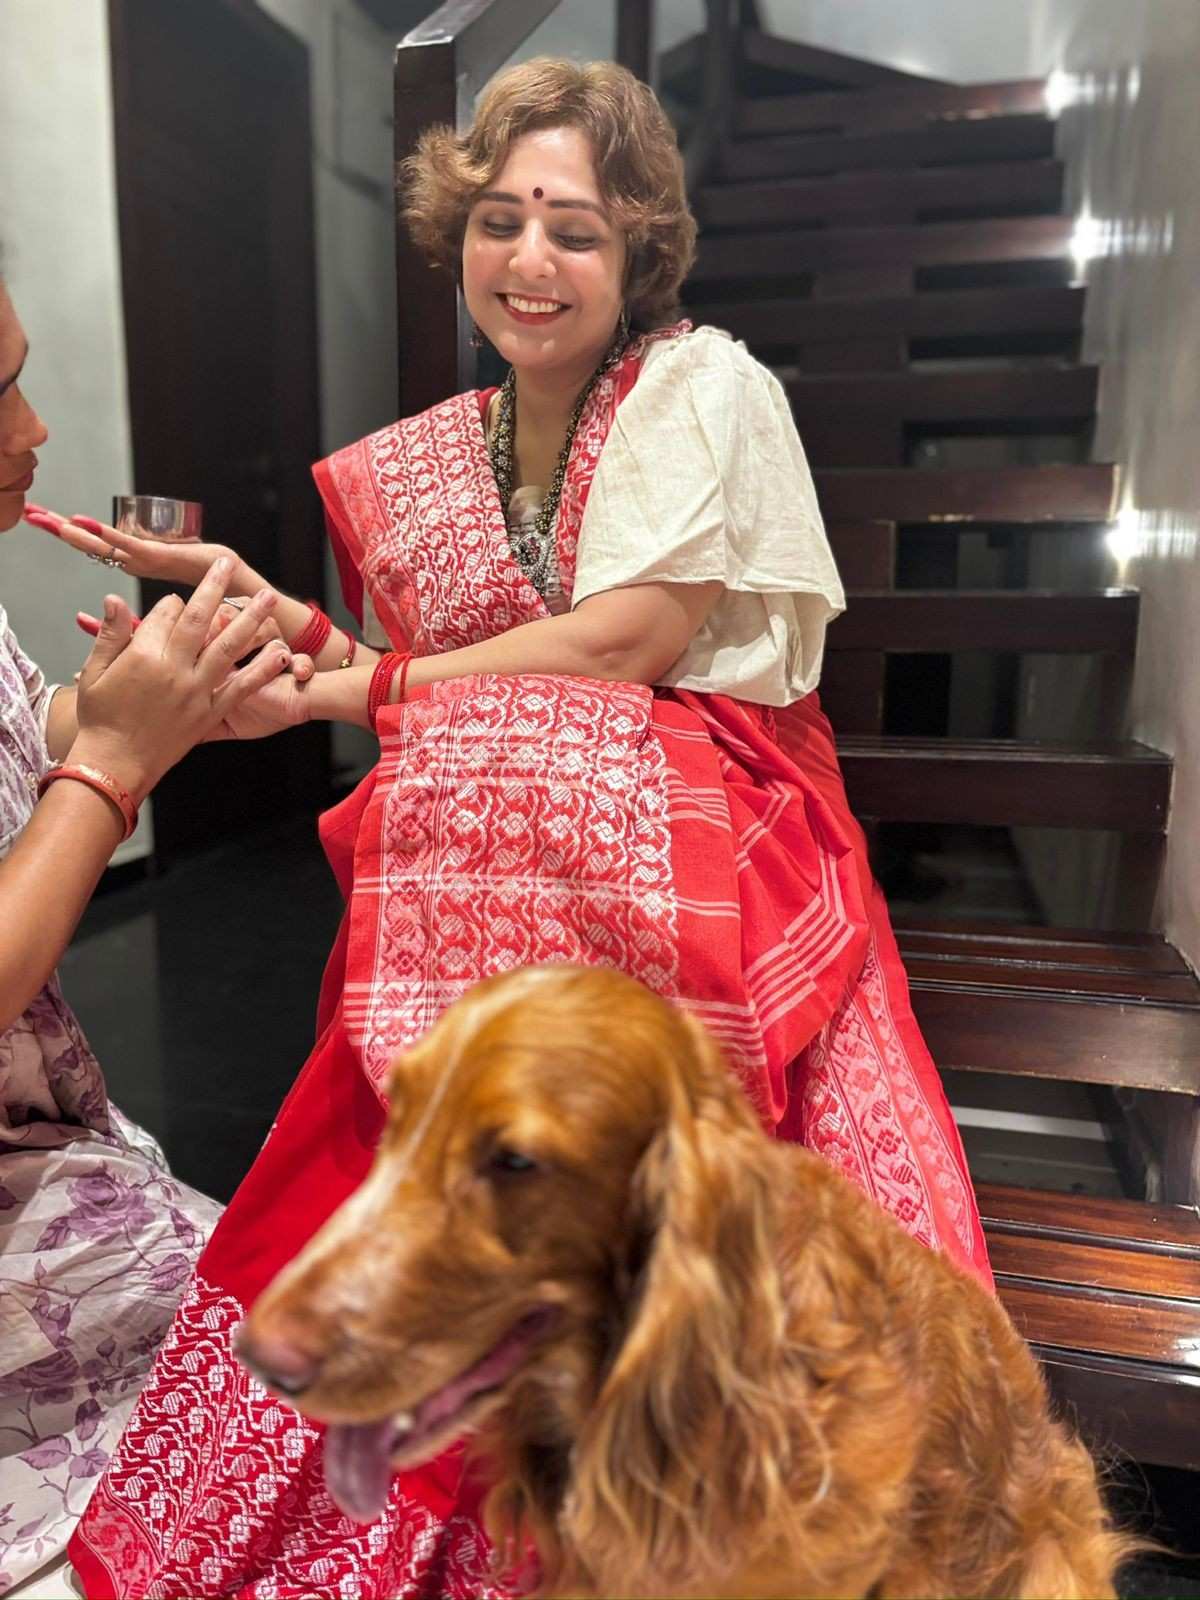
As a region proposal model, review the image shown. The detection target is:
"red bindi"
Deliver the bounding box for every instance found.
[532,186,544,200]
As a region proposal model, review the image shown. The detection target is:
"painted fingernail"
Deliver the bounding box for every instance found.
[24,501,49,516]
[23,510,60,533]
[73,516,106,535]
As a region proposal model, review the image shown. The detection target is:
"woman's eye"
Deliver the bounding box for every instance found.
[558,234,596,251]
[488,1147,538,1175]
[482,219,519,237]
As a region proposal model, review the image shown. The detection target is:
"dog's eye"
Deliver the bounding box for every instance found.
[488,1147,538,1175]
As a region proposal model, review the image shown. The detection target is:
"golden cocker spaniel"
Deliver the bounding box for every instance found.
[238,964,1128,1599]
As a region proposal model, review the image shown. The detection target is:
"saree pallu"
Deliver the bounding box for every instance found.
[71,331,989,1599]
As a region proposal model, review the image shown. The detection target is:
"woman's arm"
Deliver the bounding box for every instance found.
[304,580,723,728]
[25,506,381,674]
[0,575,291,1030]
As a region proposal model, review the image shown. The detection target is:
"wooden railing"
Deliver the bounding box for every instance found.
[393,0,736,413]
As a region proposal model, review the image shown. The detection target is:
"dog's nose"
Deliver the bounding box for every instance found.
[235,1323,324,1398]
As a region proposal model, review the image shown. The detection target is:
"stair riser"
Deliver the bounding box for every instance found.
[828,592,1138,654]
[736,78,1049,139]
[694,216,1074,280]
[841,749,1169,830]
[812,465,1119,523]
[912,988,1197,1092]
[718,116,1055,182]
[698,160,1064,229]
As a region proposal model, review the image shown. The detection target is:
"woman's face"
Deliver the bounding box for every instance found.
[0,286,48,533]
[462,125,627,388]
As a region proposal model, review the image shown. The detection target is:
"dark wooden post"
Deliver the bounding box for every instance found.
[616,0,654,85]
[684,0,735,191]
[393,0,562,418]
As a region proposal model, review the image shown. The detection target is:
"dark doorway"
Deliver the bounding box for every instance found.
[108,0,330,864]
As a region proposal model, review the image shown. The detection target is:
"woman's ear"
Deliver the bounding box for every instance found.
[562,1016,793,1593]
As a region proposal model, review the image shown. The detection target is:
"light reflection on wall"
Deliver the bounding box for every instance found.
[1107,505,1200,571]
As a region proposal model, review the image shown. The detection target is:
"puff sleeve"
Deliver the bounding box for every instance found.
[572,326,844,705]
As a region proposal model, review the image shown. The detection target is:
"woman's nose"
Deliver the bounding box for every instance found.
[2,391,49,454]
[509,223,555,280]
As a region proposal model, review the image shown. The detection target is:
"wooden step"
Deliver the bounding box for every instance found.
[788,364,1098,430]
[979,1184,1200,1470]
[688,285,1085,356]
[896,919,1200,1095]
[838,736,1171,830]
[829,590,1138,654]
[718,114,1056,183]
[894,918,1193,977]
[737,77,1049,139]
[662,29,946,104]
[741,32,949,91]
[813,463,1119,523]
[694,216,1074,281]
[696,159,1065,230]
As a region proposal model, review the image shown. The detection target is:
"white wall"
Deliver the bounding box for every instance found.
[0,0,150,862]
[1053,0,1200,964]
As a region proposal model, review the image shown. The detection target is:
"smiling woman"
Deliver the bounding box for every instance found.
[68,56,990,1600]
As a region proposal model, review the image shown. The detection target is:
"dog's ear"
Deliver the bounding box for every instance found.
[563,1014,794,1592]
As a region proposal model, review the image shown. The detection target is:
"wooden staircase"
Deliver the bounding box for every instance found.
[663,19,1200,1468]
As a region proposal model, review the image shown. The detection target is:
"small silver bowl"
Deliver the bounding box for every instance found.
[112,495,203,542]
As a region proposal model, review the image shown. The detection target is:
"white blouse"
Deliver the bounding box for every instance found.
[574,325,844,706]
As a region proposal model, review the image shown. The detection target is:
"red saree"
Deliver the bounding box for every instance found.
[71,328,989,1599]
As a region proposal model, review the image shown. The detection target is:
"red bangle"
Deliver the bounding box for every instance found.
[289,602,333,658]
[397,652,413,705]
[338,632,358,668]
[39,763,139,841]
[367,652,413,732]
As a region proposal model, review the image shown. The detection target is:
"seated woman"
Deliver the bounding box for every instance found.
[0,276,301,1595]
[37,59,989,1598]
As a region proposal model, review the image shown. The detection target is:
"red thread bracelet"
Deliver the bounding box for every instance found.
[338,632,358,668]
[289,602,333,658]
[39,763,139,841]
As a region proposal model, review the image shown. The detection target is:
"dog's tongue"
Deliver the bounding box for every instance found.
[323,1418,396,1523]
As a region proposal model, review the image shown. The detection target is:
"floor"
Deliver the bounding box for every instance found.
[43,819,1200,1597]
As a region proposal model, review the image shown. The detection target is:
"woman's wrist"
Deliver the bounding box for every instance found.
[62,733,155,807]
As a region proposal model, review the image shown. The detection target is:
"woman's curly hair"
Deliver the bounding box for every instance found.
[401,57,697,330]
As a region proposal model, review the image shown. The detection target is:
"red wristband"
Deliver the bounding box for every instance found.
[289,602,333,658]
[367,652,412,732]
[338,632,358,668]
[39,763,139,841]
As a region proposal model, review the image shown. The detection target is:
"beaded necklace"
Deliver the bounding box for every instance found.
[488,330,627,598]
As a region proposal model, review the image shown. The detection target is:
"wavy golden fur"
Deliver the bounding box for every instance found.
[242,965,1130,1598]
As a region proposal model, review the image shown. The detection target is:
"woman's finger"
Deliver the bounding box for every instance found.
[24,509,118,562]
[210,643,294,722]
[76,595,135,690]
[133,590,188,652]
[194,588,279,682]
[162,558,238,660]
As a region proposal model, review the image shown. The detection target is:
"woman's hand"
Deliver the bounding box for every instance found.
[23,502,265,598]
[67,560,296,797]
[208,655,315,740]
[76,596,283,655]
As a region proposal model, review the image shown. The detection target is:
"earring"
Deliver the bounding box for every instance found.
[618,304,631,344]
[469,322,485,351]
